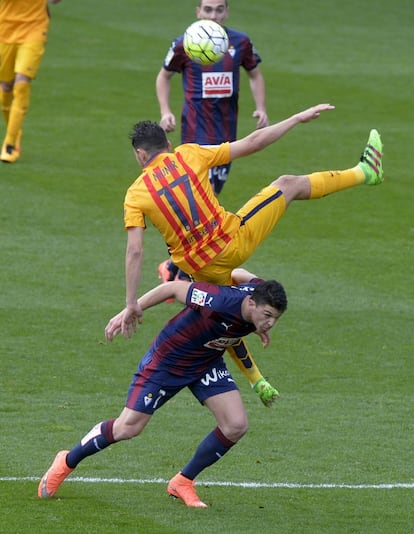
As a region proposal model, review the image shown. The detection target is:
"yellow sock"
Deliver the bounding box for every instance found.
[1,87,13,125]
[226,339,262,385]
[5,81,31,147]
[308,167,365,199]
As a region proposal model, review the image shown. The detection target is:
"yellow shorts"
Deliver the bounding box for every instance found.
[0,41,45,81]
[193,185,287,285]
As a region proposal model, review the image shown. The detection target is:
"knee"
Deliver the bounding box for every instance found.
[113,420,142,441]
[271,174,309,203]
[270,174,296,189]
[225,417,249,443]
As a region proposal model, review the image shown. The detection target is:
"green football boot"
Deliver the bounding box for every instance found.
[358,129,384,185]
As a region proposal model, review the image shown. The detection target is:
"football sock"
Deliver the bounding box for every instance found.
[4,81,31,147]
[1,87,13,125]
[181,427,235,480]
[66,419,116,468]
[308,167,365,199]
[226,339,262,385]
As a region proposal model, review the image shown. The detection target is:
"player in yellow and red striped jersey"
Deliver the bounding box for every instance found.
[119,104,384,406]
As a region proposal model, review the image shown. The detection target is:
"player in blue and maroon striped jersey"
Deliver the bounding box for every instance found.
[156,0,268,195]
[38,268,287,507]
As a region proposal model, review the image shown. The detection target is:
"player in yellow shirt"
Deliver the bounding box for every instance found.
[0,0,62,163]
[118,103,384,406]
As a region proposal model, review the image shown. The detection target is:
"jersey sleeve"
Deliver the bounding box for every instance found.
[240,35,262,71]
[124,186,146,229]
[186,282,220,308]
[177,142,231,168]
[162,36,187,73]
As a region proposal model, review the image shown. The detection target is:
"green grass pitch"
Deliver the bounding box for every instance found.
[1,1,413,532]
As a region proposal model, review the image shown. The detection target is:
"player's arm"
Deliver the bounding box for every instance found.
[138,280,191,309]
[231,267,258,284]
[246,66,268,129]
[105,280,191,341]
[119,226,145,338]
[156,67,176,132]
[229,103,335,161]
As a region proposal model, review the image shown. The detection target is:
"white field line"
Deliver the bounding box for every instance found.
[1,477,414,489]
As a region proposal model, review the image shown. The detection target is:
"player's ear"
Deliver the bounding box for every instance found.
[135,148,147,165]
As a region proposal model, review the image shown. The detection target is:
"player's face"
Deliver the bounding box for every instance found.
[251,304,282,335]
[196,1,228,25]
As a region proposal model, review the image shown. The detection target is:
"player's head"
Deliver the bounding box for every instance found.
[130,120,169,153]
[196,0,228,25]
[251,280,287,314]
[245,279,287,334]
[129,121,170,164]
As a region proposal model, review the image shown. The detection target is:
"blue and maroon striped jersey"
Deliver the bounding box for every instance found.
[137,280,262,383]
[162,26,262,144]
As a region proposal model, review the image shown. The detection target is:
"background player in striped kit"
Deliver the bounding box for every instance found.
[156,0,268,284]
[156,0,268,195]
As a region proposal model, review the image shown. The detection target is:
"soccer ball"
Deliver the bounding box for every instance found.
[183,19,229,65]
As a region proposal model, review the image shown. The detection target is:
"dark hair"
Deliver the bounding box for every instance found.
[251,280,287,313]
[129,120,168,154]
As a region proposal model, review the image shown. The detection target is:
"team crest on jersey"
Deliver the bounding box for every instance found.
[190,288,210,306]
[228,45,236,58]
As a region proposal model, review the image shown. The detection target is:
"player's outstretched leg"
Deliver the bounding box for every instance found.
[358,129,384,185]
[167,472,208,508]
[38,450,73,498]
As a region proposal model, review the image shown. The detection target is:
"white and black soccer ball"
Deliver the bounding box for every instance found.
[183,19,229,65]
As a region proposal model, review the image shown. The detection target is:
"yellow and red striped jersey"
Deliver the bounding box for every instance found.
[0,0,51,43]
[124,143,241,274]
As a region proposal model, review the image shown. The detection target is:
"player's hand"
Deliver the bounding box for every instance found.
[160,113,176,133]
[121,303,143,338]
[252,110,269,129]
[252,377,280,407]
[105,309,124,341]
[297,103,335,123]
[105,302,143,341]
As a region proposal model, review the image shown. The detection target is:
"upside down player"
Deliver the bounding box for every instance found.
[0,0,62,163]
[38,268,287,507]
[114,103,384,408]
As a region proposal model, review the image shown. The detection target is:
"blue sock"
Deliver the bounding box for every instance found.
[66,419,116,468]
[181,427,235,480]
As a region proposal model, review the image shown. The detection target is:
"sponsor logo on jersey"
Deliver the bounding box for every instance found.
[204,337,240,350]
[202,71,233,98]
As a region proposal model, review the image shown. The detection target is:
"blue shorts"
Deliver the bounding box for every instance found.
[209,163,232,195]
[126,357,238,414]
